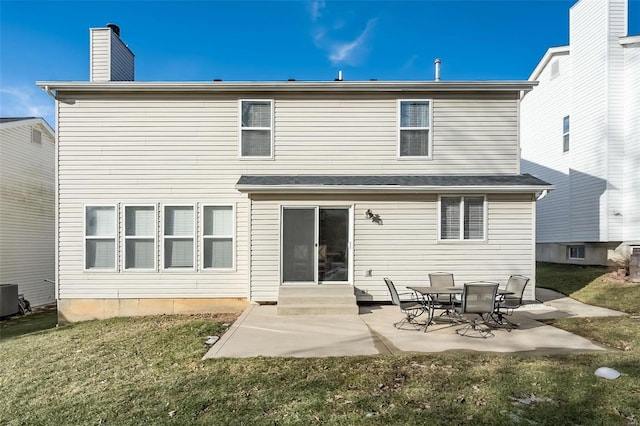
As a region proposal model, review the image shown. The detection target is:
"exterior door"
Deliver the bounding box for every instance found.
[281,206,351,284]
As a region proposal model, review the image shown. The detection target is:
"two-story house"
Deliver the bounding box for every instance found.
[1,117,56,308]
[521,0,639,266]
[38,25,551,322]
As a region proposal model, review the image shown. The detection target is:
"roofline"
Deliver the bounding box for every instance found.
[0,117,55,137]
[36,80,538,95]
[236,184,554,194]
[528,45,570,81]
[619,35,640,46]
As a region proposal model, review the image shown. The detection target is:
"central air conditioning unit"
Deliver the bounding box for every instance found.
[0,284,19,317]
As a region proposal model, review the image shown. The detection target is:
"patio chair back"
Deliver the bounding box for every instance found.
[503,275,530,308]
[429,272,454,288]
[460,282,499,314]
[384,277,402,306]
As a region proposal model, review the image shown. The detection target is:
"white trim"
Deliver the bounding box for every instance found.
[397,99,433,160]
[437,195,487,242]
[200,203,236,271]
[83,204,118,272]
[123,204,157,272]
[54,99,59,299]
[161,204,196,271]
[238,99,274,159]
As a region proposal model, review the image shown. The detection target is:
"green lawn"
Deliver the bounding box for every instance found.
[0,265,639,425]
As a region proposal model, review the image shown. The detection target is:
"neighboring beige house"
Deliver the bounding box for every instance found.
[521,0,640,266]
[0,117,56,307]
[38,25,552,322]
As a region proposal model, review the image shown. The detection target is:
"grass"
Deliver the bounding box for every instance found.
[537,262,640,314]
[0,309,58,340]
[0,264,639,424]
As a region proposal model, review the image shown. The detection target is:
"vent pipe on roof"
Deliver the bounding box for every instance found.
[434,58,441,81]
[335,70,343,81]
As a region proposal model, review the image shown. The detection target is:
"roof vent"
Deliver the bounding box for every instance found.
[434,58,441,82]
[334,70,343,81]
[106,23,121,37]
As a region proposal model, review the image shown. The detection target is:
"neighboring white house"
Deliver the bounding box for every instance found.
[0,117,56,307]
[521,0,640,266]
[37,25,552,322]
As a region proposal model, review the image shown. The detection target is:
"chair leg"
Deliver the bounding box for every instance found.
[456,315,495,338]
[394,306,426,330]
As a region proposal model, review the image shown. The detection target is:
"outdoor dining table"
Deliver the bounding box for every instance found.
[407,286,513,331]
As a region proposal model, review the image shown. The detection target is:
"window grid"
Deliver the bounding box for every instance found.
[84,205,117,271]
[568,245,585,260]
[398,99,432,158]
[239,99,273,158]
[124,205,157,271]
[201,205,235,270]
[439,196,486,241]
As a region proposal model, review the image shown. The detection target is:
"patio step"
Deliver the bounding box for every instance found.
[277,285,358,315]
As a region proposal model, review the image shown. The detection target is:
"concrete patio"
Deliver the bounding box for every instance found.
[203,289,626,359]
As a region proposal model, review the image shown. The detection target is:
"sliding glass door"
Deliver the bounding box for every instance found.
[281,206,351,284]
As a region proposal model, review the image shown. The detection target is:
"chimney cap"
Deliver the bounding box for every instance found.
[106,23,120,37]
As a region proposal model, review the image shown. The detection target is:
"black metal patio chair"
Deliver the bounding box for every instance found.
[455,282,499,338]
[383,278,427,330]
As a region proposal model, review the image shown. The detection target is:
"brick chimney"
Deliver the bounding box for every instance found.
[89,23,134,82]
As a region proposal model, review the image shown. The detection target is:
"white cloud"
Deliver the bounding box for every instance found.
[310,0,325,22]
[0,85,55,126]
[328,18,377,66]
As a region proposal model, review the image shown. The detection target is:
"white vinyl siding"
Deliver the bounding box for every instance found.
[0,121,55,307]
[85,205,117,270]
[240,100,273,158]
[163,205,195,270]
[622,39,640,241]
[55,91,520,300]
[249,193,536,302]
[124,205,156,270]
[202,205,235,270]
[439,196,485,241]
[398,100,432,158]
[90,27,134,82]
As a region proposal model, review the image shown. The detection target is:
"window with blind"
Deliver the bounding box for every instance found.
[240,100,273,157]
[163,205,194,269]
[85,205,117,270]
[440,196,485,240]
[398,100,431,158]
[125,205,156,270]
[202,205,234,269]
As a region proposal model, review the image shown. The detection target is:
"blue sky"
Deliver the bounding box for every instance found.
[1,0,639,128]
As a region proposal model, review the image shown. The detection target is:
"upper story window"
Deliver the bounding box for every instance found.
[163,205,195,270]
[31,128,42,144]
[240,100,273,158]
[398,100,431,158]
[124,205,156,270]
[563,115,570,152]
[439,196,486,241]
[85,205,117,270]
[550,60,560,79]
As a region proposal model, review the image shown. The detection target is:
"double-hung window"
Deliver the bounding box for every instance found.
[563,115,570,152]
[398,100,431,158]
[202,205,234,269]
[240,100,273,158]
[440,196,485,240]
[124,205,156,270]
[163,205,195,269]
[85,205,117,270]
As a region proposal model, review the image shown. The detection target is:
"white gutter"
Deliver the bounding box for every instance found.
[236,184,554,194]
[36,80,538,93]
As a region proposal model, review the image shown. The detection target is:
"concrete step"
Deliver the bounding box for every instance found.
[277,285,358,315]
[277,304,360,316]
